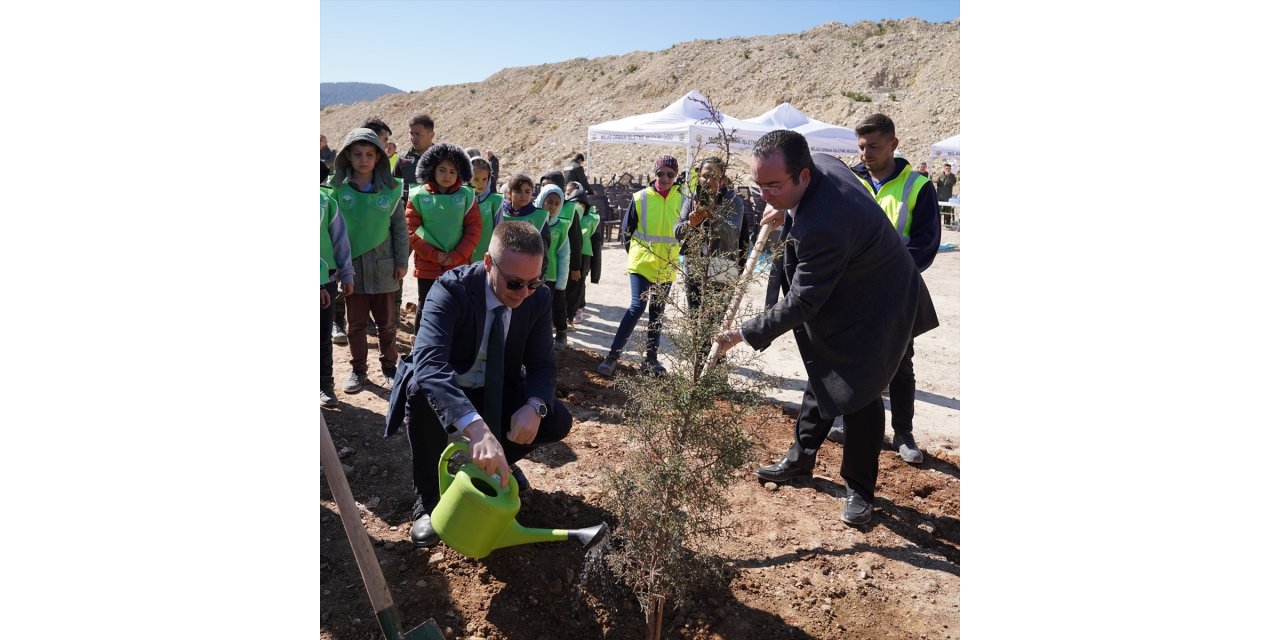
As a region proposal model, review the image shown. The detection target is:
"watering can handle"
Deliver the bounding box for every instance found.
[438,440,470,497]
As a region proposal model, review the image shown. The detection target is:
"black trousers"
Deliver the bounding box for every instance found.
[565,261,586,317]
[784,382,885,501]
[888,339,915,434]
[321,281,337,384]
[405,383,573,519]
[552,287,568,334]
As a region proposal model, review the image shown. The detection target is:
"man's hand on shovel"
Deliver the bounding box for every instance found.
[713,329,744,352]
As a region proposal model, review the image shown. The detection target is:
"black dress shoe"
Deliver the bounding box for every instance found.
[410,513,439,548]
[755,457,814,483]
[841,490,873,526]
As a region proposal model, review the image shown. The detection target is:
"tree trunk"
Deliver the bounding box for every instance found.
[645,594,666,640]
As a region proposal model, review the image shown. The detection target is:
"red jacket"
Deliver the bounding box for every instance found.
[406,183,482,280]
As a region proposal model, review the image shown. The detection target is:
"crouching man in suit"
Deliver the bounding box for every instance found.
[400,221,573,547]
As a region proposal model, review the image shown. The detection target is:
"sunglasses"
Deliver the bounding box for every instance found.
[491,257,544,291]
[656,171,677,179]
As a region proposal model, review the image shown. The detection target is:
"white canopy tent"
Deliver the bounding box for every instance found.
[930,133,960,170]
[585,93,865,177]
[585,90,758,176]
[740,103,863,155]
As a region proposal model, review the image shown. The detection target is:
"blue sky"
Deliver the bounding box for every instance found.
[321,0,960,91]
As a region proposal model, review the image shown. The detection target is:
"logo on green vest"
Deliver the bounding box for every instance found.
[376,195,392,209]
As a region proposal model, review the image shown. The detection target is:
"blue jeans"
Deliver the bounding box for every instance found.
[607,273,670,361]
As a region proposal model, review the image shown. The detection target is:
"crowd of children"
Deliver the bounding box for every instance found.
[320,115,605,406]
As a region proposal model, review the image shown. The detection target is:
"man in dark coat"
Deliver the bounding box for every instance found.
[563,153,593,195]
[389,221,573,547]
[715,130,938,526]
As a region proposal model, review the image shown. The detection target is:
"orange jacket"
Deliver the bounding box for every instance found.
[405,185,482,280]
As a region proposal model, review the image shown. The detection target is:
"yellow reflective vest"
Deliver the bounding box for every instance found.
[626,186,682,283]
[855,165,928,240]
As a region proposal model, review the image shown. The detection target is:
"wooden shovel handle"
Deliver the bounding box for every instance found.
[701,221,777,376]
[320,410,395,612]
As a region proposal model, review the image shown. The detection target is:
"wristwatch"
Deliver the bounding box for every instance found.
[525,397,548,418]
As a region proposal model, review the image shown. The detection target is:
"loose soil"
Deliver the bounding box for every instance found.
[322,332,960,640]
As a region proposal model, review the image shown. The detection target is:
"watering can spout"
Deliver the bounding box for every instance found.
[494,522,609,551]
[495,523,570,550]
[570,523,608,547]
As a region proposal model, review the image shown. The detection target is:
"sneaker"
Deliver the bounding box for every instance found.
[893,431,924,464]
[320,387,338,408]
[596,357,618,378]
[841,489,873,526]
[332,325,348,346]
[366,323,379,337]
[342,371,367,394]
[639,359,667,376]
[382,367,398,385]
[555,332,568,350]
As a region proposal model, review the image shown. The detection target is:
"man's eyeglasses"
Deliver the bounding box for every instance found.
[754,175,793,195]
[656,171,677,179]
[491,257,544,291]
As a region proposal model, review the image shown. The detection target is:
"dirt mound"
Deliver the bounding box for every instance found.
[319,18,960,180]
[321,341,960,639]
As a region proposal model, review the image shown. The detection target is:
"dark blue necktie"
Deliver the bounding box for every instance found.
[483,306,506,432]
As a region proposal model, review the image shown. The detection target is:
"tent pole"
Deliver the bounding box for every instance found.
[685,143,693,185]
[586,140,591,182]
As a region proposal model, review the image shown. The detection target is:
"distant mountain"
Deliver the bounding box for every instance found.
[320,82,405,109]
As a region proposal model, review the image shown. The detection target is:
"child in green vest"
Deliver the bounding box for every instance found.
[467,155,505,264]
[566,182,601,324]
[320,187,354,407]
[533,184,572,349]
[406,143,482,331]
[327,128,409,393]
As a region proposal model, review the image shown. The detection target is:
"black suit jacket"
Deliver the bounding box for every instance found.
[741,154,939,419]
[406,262,556,432]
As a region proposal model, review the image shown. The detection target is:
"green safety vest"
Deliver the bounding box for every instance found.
[470,192,506,263]
[320,188,337,282]
[409,184,475,253]
[334,178,403,259]
[502,206,550,234]
[854,166,927,240]
[387,153,398,174]
[580,206,600,257]
[626,187,682,283]
[542,204,573,282]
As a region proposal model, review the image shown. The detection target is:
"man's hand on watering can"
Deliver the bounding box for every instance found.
[507,405,541,445]
[462,418,512,488]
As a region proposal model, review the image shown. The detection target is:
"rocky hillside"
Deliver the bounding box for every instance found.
[320,82,405,109]
[319,18,959,181]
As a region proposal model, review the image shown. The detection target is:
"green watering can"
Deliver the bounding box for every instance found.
[431,441,607,559]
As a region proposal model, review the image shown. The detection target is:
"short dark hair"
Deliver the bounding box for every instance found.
[699,156,726,176]
[752,130,814,182]
[854,113,895,139]
[361,118,392,137]
[573,153,585,162]
[410,114,435,130]
[490,221,545,258]
[507,174,534,193]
